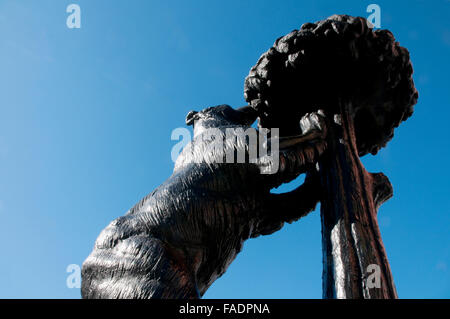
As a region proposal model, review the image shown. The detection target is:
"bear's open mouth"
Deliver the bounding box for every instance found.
[267,110,327,150]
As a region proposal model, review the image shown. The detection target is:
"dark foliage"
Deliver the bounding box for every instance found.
[244,14,418,155]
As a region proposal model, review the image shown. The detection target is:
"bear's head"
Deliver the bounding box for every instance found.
[186,105,258,134]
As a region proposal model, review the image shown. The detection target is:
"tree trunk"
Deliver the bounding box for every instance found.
[318,101,397,299]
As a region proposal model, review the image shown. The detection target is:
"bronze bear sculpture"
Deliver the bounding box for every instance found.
[81,104,327,298]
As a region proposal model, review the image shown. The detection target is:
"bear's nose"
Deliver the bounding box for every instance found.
[185,111,199,126]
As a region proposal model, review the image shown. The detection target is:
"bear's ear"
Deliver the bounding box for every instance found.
[185,110,198,126]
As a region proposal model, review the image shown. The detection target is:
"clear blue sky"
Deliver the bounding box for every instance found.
[0,0,449,299]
